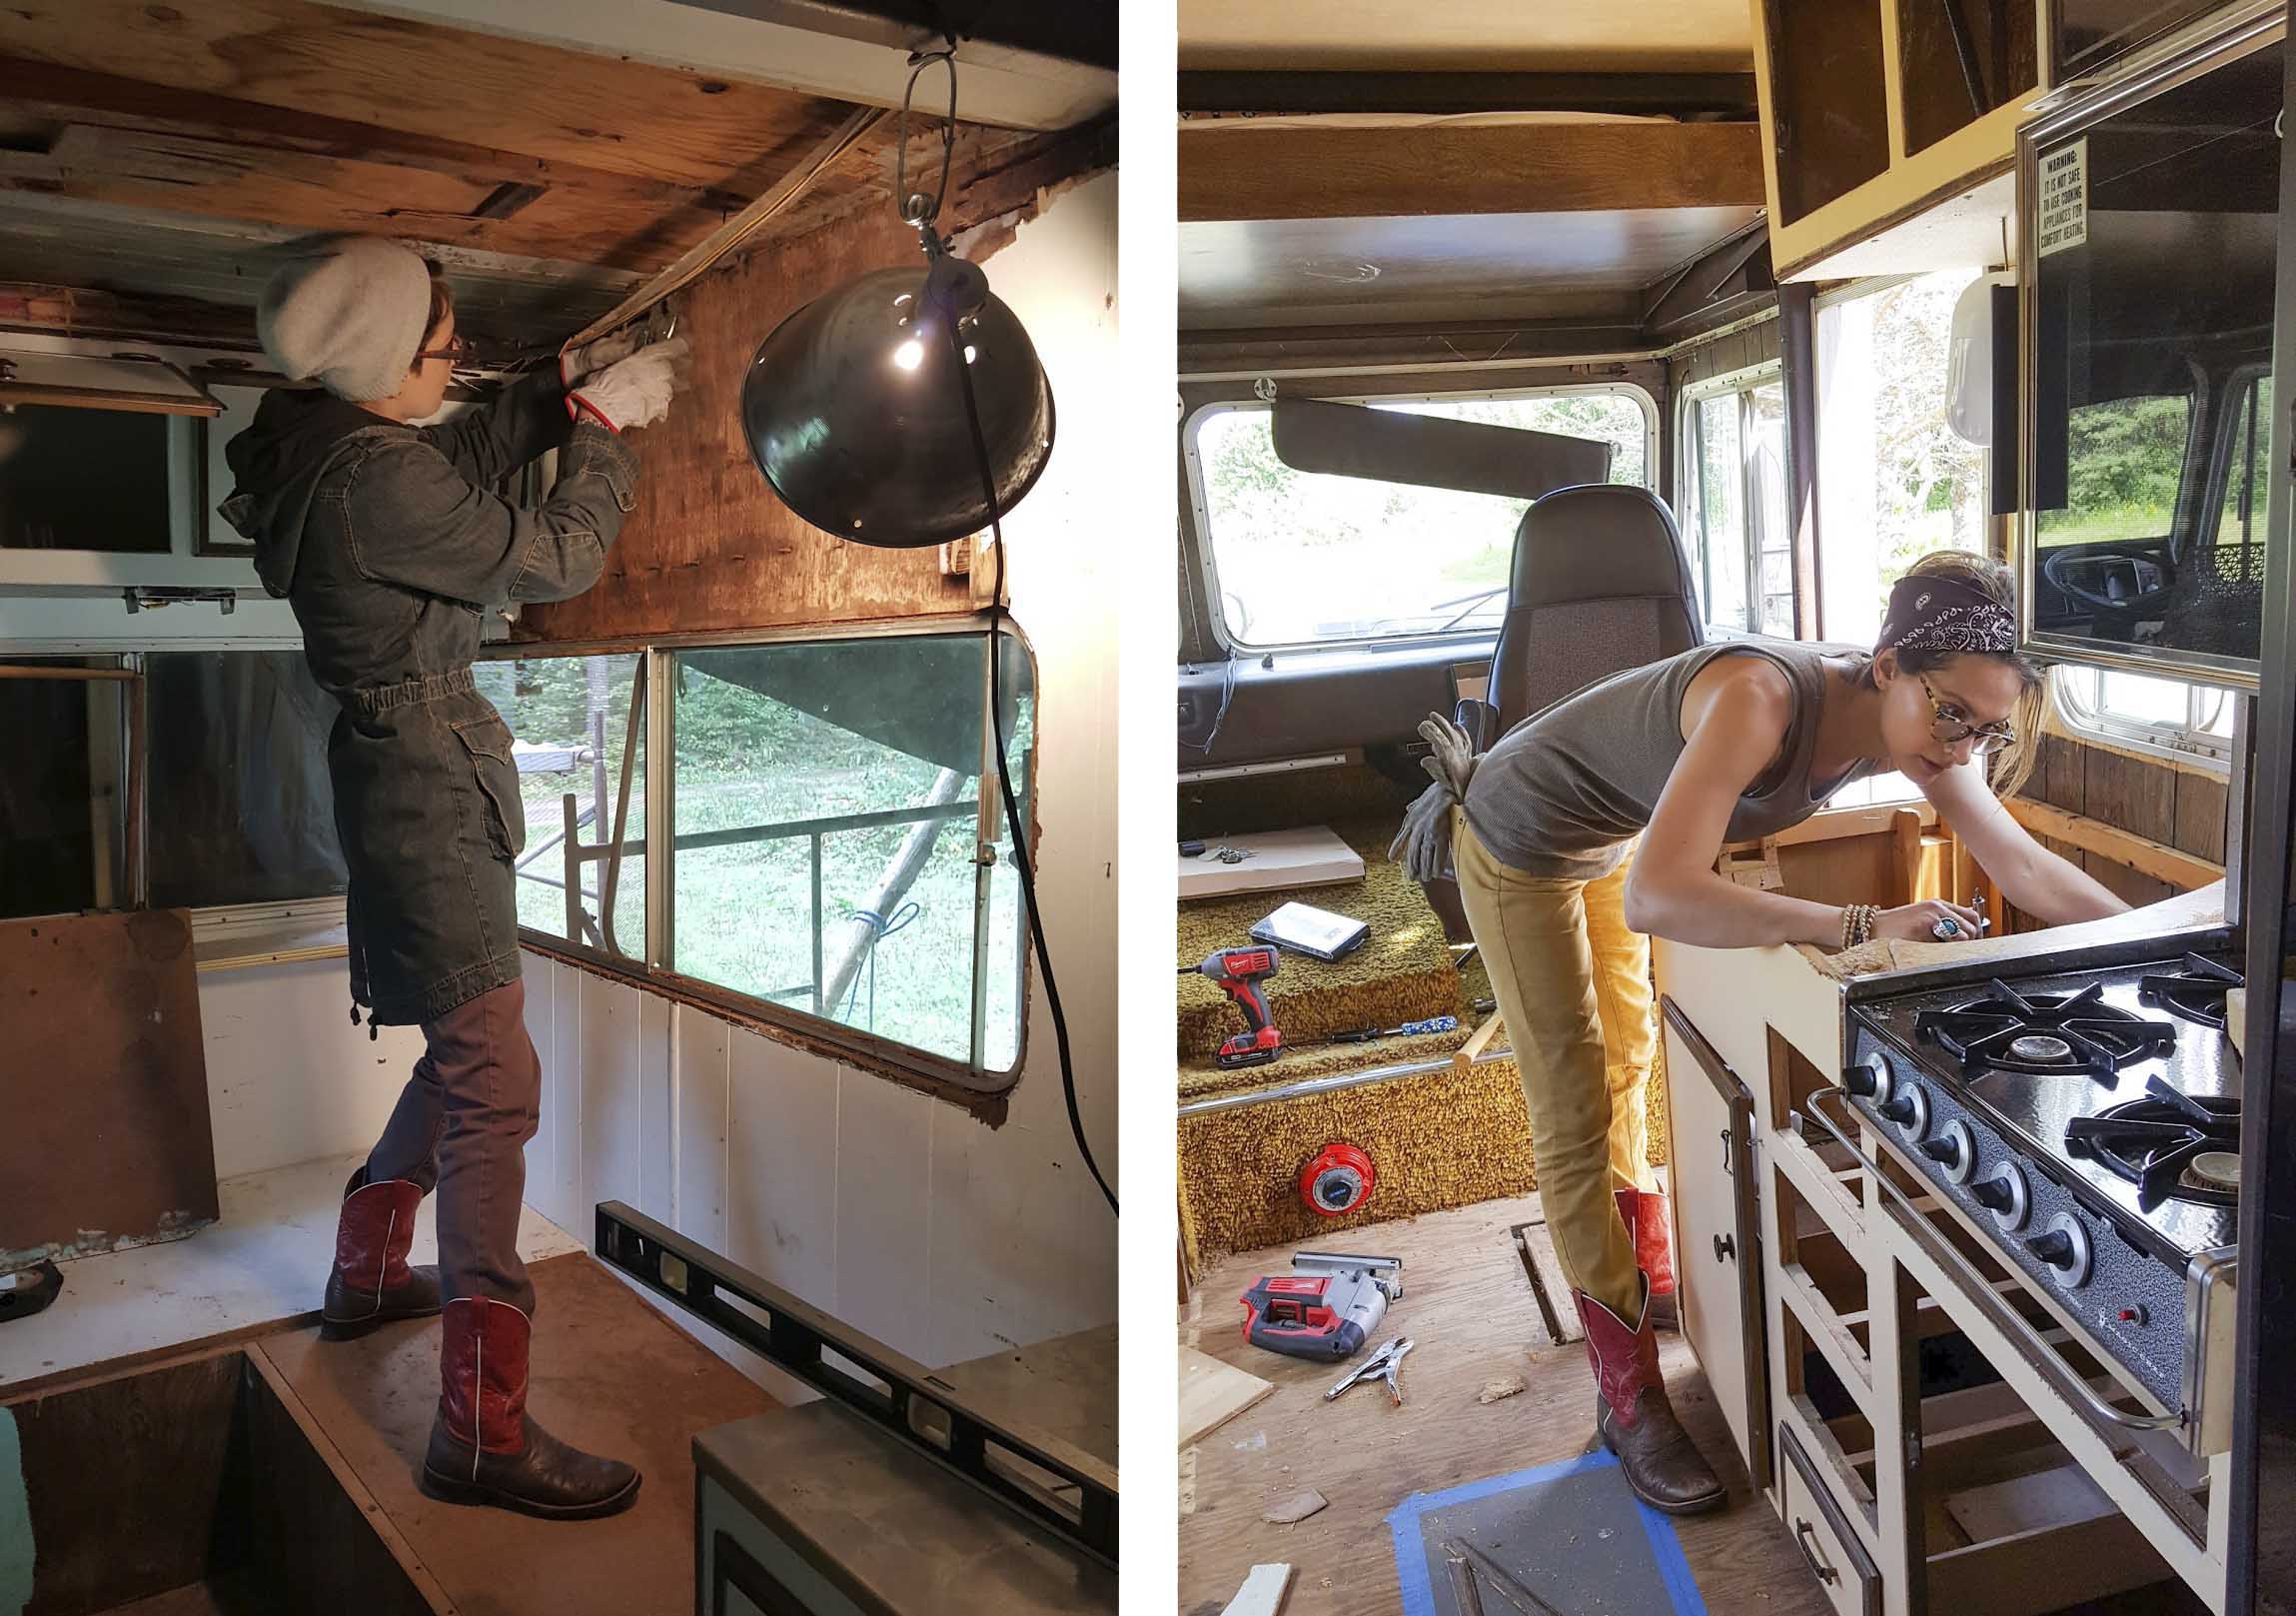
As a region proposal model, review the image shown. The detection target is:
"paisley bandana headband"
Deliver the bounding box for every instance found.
[1877,575,2016,655]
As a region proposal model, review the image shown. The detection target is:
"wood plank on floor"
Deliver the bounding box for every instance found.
[251,1251,776,1616]
[1177,1193,1835,1616]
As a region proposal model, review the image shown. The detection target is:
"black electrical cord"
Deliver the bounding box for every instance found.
[944,317,1118,1217]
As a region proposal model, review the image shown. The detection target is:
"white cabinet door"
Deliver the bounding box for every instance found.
[1662,994,1767,1491]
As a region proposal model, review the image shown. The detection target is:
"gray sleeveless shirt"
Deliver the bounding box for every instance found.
[1461,641,1874,881]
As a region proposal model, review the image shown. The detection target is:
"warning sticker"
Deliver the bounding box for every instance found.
[2037,139,2088,259]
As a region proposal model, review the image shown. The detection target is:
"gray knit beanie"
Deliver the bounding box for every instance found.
[257,235,436,402]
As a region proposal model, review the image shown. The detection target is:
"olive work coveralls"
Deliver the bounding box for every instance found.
[221,369,641,1311]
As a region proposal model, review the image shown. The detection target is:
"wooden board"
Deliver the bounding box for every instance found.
[1177,1192,1837,1616]
[0,908,219,1271]
[1178,117,1765,221]
[252,1251,775,1616]
[1179,827,1367,902]
[1180,1346,1276,1449]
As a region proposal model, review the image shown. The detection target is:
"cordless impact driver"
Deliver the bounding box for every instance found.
[1181,944,1283,1068]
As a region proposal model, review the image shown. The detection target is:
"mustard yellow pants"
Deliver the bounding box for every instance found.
[1453,807,1657,1321]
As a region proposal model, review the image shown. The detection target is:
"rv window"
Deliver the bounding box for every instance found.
[2054,666,2235,766]
[475,653,645,959]
[146,651,346,909]
[0,660,122,917]
[667,633,1032,1072]
[1188,388,1656,648]
[2035,392,2196,551]
[1815,269,1990,644]
[0,406,173,554]
[1676,370,1790,637]
[2214,371,2271,551]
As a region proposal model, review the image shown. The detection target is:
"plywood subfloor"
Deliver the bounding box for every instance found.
[0,1153,581,1396]
[254,1251,776,1616]
[1177,1192,1834,1616]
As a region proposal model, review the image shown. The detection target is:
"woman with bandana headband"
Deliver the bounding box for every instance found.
[1390,548,2127,1518]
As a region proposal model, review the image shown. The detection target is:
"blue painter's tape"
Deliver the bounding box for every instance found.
[1,1407,34,1616]
[1384,1447,1710,1616]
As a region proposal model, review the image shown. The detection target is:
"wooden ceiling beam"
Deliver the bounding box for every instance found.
[1179,70,1757,117]
[1177,118,1765,223]
[0,59,743,213]
[0,0,858,192]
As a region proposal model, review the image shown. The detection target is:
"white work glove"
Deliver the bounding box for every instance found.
[1387,713,1480,882]
[567,337,688,434]
[560,327,646,388]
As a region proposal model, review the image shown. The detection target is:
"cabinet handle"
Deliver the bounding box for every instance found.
[1794,1518,1841,1586]
[1714,1232,1735,1263]
[1720,1126,1733,1175]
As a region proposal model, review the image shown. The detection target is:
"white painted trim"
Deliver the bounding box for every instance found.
[327,0,1114,131]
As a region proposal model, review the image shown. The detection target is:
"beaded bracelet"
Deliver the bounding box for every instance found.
[1839,903,1878,949]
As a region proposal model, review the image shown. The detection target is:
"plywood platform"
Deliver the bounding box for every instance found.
[255,1251,777,1616]
[1178,1192,1835,1616]
[0,1153,581,1396]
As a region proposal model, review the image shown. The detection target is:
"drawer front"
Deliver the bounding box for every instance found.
[1777,1421,1880,1616]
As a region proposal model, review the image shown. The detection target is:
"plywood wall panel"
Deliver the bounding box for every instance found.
[511,203,974,644]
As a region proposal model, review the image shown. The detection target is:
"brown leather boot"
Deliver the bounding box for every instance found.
[322,1168,443,1338]
[1615,1187,1679,1333]
[421,1297,640,1520]
[1576,1279,1726,1515]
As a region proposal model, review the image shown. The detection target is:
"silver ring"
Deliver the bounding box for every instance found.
[1931,918,1961,939]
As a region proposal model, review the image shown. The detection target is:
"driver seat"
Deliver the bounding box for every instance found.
[1422,484,1706,940]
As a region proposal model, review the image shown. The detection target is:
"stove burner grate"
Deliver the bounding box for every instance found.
[2138,952,2245,1029]
[2065,1075,2241,1210]
[1915,979,2178,1081]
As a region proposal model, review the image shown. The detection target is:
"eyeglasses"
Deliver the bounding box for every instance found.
[1919,675,2016,756]
[413,334,474,366]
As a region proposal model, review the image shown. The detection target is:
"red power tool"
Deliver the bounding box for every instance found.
[1181,944,1283,1068]
[1240,1251,1404,1361]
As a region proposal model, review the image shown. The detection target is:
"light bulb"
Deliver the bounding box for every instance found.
[892,339,924,372]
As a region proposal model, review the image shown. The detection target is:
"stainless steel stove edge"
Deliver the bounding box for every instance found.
[2185,1244,2239,1458]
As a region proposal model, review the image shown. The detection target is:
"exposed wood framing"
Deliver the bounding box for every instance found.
[567,104,889,347]
[2003,799,2223,893]
[1640,219,1773,339]
[512,126,1111,647]
[1177,118,1765,222]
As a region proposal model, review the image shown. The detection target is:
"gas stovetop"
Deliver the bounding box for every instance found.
[1853,946,2243,1265]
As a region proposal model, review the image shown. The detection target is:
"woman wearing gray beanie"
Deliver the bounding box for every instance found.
[221,234,685,1520]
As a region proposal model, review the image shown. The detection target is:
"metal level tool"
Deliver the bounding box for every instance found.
[593,1202,1116,1567]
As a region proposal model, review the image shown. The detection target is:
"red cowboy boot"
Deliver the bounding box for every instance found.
[1576,1278,1726,1515]
[422,1297,640,1519]
[1615,1186,1679,1332]
[322,1167,443,1338]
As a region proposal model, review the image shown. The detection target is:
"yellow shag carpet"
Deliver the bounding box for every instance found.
[1173,829,1674,1264]
[1176,822,1457,1059]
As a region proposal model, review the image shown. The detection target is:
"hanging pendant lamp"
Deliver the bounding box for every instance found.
[740,54,1055,548]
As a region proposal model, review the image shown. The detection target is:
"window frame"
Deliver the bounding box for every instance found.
[488,613,1040,1097]
[2051,665,2236,770]
[1674,362,1790,639]
[1181,380,1662,656]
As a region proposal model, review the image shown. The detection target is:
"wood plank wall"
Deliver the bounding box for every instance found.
[512,126,1113,645]
[2009,731,2229,927]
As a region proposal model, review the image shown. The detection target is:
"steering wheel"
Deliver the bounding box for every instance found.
[2041,548,2175,616]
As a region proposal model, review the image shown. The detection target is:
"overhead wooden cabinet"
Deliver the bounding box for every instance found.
[1752,0,2046,279]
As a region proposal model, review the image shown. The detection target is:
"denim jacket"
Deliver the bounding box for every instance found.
[220,371,640,1024]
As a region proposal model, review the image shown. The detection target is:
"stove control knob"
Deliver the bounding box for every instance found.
[1969,1163,2031,1232]
[1842,1053,1889,1099]
[1918,1120,1975,1183]
[2024,1213,2094,1287]
[1875,1083,1928,1139]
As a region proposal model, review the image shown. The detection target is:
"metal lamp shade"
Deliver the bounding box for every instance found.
[740,264,1056,548]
